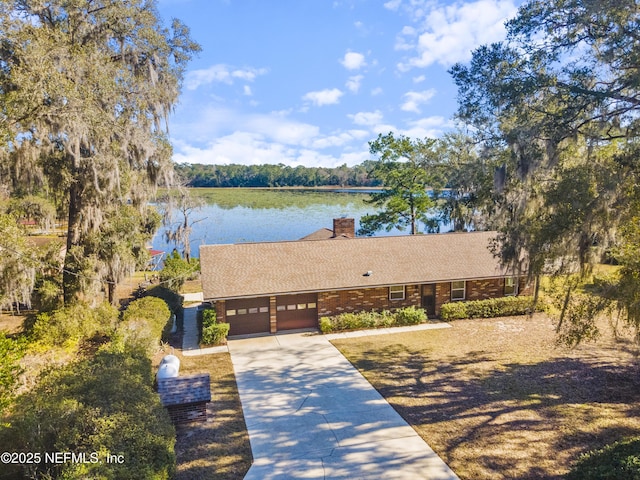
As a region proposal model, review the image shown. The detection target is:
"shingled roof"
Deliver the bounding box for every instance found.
[200,231,511,301]
[157,374,211,407]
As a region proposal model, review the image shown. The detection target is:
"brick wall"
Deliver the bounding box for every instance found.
[435,276,534,314]
[435,283,450,315]
[467,278,504,300]
[333,218,355,237]
[215,300,225,323]
[269,296,277,334]
[216,276,534,322]
[166,402,208,425]
[519,277,535,296]
[318,285,421,317]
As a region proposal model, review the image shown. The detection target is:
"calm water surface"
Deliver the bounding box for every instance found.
[151,188,445,258]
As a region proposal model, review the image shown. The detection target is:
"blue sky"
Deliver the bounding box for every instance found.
[157,0,521,168]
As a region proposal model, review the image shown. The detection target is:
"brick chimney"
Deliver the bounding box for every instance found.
[333,218,355,238]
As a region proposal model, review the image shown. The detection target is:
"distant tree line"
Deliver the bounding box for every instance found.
[175,162,383,187]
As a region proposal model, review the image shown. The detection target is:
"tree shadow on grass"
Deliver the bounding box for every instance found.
[348,343,640,480]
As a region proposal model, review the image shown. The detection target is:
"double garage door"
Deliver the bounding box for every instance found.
[225,293,318,336]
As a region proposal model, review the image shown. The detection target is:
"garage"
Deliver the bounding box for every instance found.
[225,297,270,336]
[276,293,318,331]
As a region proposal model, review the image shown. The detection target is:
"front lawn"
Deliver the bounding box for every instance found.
[171,352,252,480]
[332,314,640,480]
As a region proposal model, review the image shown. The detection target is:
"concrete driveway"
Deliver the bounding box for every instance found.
[228,332,459,480]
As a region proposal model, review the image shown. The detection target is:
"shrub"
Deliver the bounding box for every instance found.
[201,322,230,345]
[1,345,176,480]
[440,296,538,320]
[119,297,171,354]
[159,250,200,293]
[378,310,396,327]
[395,306,427,325]
[144,285,183,318]
[440,301,468,320]
[199,308,229,345]
[0,333,25,412]
[566,437,640,480]
[202,308,217,327]
[320,307,428,333]
[29,302,119,348]
[319,317,333,333]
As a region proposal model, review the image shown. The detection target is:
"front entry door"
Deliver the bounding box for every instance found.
[421,284,436,316]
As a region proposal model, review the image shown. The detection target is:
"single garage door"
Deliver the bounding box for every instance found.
[225,297,270,336]
[276,293,318,331]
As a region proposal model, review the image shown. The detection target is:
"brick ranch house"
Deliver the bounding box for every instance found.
[200,219,533,336]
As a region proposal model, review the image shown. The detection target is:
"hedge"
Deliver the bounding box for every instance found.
[566,437,640,480]
[440,296,540,320]
[144,285,184,318]
[320,306,427,333]
[119,297,171,354]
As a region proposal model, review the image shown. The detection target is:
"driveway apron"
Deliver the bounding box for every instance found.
[228,332,459,480]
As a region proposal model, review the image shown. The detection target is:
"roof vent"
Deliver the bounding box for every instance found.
[363,270,373,276]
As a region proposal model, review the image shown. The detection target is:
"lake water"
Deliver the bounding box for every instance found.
[151,188,447,258]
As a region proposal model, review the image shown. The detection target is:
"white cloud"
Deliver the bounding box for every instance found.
[245,114,320,145]
[170,104,372,167]
[412,75,426,83]
[302,88,344,106]
[370,87,383,96]
[348,116,452,141]
[173,133,369,168]
[348,110,384,126]
[396,0,517,70]
[395,25,416,51]
[400,89,436,113]
[311,130,369,149]
[185,64,267,90]
[173,133,294,165]
[340,51,367,70]
[171,106,320,147]
[243,85,252,96]
[401,116,452,138]
[384,0,402,11]
[346,75,364,93]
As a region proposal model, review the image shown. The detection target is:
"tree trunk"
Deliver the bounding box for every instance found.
[182,214,191,262]
[63,175,82,305]
[107,280,116,306]
[410,200,417,235]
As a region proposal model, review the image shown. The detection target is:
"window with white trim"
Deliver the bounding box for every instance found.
[504,277,518,296]
[451,281,466,301]
[389,285,405,300]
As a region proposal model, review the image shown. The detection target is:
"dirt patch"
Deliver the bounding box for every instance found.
[332,314,640,480]
[0,312,26,335]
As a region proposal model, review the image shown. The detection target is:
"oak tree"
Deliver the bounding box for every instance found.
[450,0,640,343]
[0,0,199,303]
